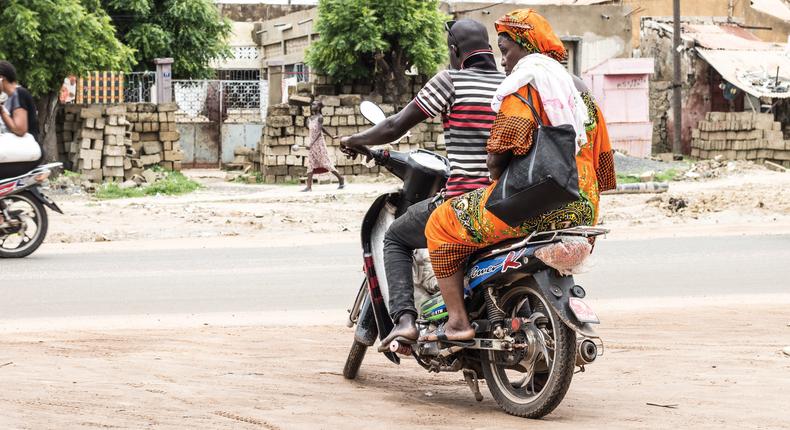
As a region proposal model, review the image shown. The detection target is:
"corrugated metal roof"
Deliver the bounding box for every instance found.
[750,0,790,22]
[697,48,790,99]
[684,23,772,50]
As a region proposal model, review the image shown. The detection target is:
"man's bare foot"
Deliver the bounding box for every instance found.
[378,313,418,351]
[419,322,475,342]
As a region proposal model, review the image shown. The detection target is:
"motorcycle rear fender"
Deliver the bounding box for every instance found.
[354,296,379,347]
[531,270,598,338]
[29,186,63,214]
[360,191,401,364]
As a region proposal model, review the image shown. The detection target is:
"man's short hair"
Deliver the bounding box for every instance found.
[0,61,17,82]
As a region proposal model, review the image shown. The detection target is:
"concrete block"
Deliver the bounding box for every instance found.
[140,154,162,165]
[267,116,293,128]
[81,129,104,140]
[103,166,125,177]
[105,105,126,116]
[104,145,125,156]
[143,141,163,155]
[103,156,124,167]
[80,107,103,119]
[104,125,126,136]
[339,94,362,106]
[163,150,184,162]
[140,132,159,142]
[318,95,340,107]
[159,131,180,141]
[157,102,178,112]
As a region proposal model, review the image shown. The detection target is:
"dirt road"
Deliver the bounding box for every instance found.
[1,298,789,429]
[44,167,790,245]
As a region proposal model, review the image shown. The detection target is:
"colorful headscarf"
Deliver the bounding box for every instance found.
[495,9,567,62]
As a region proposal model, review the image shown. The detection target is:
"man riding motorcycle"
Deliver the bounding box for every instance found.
[340,19,505,350]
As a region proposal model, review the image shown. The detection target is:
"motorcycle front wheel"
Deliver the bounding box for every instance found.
[0,191,48,259]
[481,285,576,418]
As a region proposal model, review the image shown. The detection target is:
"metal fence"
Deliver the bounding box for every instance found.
[173,79,268,123]
[124,71,156,103]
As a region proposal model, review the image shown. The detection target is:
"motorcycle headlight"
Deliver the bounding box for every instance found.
[534,237,593,275]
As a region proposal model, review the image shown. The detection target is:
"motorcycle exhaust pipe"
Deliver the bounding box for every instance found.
[576,339,598,366]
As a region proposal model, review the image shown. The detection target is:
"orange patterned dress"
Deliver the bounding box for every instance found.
[425,85,616,279]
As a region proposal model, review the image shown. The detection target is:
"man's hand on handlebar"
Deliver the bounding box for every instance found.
[339,136,373,161]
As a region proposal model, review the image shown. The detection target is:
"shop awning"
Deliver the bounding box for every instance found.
[696,48,790,99]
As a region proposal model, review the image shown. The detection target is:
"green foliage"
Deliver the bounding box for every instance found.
[95,170,201,199]
[232,172,264,184]
[0,0,135,96]
[103,0,232,79]
[616,169,681,184]
[307,0,448,84]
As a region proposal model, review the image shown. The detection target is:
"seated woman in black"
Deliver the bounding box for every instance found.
[0,60,42,179]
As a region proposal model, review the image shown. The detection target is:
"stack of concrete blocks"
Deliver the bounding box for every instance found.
[691,112,790,167]
[57,105,82,169]
[63,105,128,182]
[101,105,129,181]
[58,103,185,182]
[257,94,445,184]
[126,102,184,172]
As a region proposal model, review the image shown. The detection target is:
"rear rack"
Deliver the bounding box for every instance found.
[526,226,610,245]
[469,226,610,263]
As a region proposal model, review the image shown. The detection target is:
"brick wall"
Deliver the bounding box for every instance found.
[256,94,445,183]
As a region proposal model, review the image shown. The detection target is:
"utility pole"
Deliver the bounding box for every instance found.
[672,0,682,155]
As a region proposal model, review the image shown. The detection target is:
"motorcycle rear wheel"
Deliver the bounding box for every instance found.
[0,191,48,259]
[343,339,367,380]
[481,286,576,418]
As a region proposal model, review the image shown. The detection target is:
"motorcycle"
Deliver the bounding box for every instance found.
[343,103,608,418]
[0,162,63,258]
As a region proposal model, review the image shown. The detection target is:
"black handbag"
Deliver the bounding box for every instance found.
[484,91,580,227]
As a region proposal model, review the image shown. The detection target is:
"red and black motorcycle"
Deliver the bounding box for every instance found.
[0,162,63,258]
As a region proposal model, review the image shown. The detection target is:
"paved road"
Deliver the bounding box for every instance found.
[1,235,788,319]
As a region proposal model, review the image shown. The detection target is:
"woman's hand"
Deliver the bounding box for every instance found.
[487,152,513,181]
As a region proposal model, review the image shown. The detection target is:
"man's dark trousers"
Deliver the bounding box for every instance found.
[383,196,441,321]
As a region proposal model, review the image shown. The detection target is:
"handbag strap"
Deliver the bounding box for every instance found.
[512,89,543,127]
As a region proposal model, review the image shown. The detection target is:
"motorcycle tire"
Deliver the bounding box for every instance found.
[481,286,576,418]
[343,339,368,380]
[0,191,48,259]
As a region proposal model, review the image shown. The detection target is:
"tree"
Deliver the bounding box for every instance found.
[100,0,232,79]
[306,0,448,95]
[0,0,135,159]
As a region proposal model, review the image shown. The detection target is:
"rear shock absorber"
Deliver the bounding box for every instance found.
[486,287,506,337]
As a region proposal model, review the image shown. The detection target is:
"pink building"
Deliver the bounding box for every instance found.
[584,58,655,158]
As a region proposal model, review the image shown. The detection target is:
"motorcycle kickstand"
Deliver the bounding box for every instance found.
[462,369,484,402]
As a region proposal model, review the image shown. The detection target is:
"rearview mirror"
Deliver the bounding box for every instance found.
[359,101,411,143]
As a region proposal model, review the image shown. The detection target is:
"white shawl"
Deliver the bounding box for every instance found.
[491,54,589,149]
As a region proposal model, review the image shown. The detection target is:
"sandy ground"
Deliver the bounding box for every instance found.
[1,296,789,429]
[43,166,790,245]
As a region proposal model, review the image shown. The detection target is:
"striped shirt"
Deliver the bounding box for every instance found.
[414,68,505,197]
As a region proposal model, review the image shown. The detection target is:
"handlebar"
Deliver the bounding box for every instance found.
[341,144,390,165]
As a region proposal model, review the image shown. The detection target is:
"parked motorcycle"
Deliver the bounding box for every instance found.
[0,163,63,258]
[343,103,607,418]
